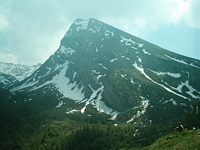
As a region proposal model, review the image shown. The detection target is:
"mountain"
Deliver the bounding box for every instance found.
[0,62,41,88]
[9,18,200,125]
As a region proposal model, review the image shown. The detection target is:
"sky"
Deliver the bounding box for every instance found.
[0,0,200,65]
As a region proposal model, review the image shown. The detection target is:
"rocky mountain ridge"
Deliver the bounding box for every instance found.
[0,62,41,88]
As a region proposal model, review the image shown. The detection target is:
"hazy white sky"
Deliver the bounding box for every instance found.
[0,0,199,65]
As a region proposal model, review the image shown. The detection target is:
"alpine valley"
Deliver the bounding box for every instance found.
[1,18,200,149]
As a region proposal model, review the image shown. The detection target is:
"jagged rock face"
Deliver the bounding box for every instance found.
[10,18,200,123]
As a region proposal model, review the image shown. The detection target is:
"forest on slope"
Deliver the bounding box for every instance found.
[0,87,199,150]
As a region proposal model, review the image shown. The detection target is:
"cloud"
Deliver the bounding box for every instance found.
[0,0,199,65]
[184,0,200,28]
[0,0,71,64]
[0,51,18,64]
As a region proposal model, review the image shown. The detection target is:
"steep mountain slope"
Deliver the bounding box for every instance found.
[0,62,41,87]
[10,18,200,124]
[0,72,18,88]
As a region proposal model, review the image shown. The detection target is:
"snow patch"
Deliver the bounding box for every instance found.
[55,101,63,108]
[98,101,119,117]
[88,28,96,33]
[143,49,151,55]
[120,36,136,46]
[110,58,118,62]
[97,74,106,81]
[165,55,200,69]
[121,74,127,79]
[121,56,130,61]
[99,63,107,70]
[165,55,187,64]
[104,30,114,37]
[80,84,119,117]
[131,46,137,50]
[66,108,80,114]
[149,69,181,78]
[133,62,189,100]
[120,36,144,49]
[92,70,100,74]
[59,46,75,55]
[190,63,200,69]
[75,19,88,31]
[72,72,77,81]
[81,100,90,114]
[170,80,200,99]
[162,98,177,105]
[138,57,142,63]
[93,85,119,117]
[127,97,149,123]
[138,44,143,48]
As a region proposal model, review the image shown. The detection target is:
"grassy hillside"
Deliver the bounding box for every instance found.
[143,130,200,150]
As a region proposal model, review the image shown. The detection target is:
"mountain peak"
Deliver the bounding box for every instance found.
[8,18,200,125]
[73,18,89,31]
[65,18,107,36]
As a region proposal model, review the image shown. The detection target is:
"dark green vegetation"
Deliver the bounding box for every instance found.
[0,88,45,149]
[1,87,199,150]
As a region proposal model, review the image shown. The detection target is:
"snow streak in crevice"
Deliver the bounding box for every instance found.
[133,62,189,100]
[165,55,200,69]
[127,96,149,123]
[80,84,119,117]
[148,69,181,78]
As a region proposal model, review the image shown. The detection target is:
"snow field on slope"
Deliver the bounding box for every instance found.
[80,84,104,113]
[25,62,85,101]
[170,80,200,99]
[132,61,189,100]
[65,83,119,117]
[53,64,85,101]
